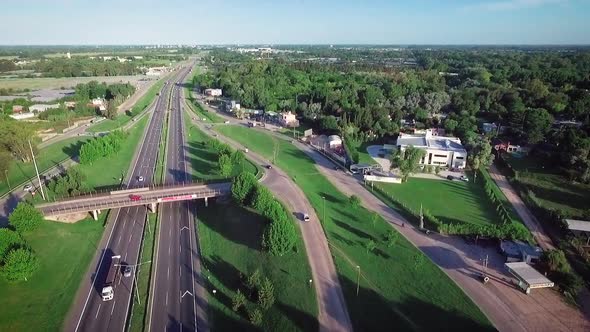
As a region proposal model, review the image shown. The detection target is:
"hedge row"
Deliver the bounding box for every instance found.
[231,172,298,256]
[79,130,127,165]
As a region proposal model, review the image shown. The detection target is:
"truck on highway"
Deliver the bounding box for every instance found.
[101,255,120,301]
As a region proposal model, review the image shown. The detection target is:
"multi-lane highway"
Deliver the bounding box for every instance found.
[149,68,207,331]
[65,66,190,332]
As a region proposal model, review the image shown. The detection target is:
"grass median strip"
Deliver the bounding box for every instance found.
[129,213,157,332]
[216,125,493,331]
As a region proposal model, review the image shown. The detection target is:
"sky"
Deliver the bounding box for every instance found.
[1,0,589,45]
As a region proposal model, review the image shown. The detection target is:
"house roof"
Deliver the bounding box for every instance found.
[396,135,466,152]
[505,262,554,289]
[565,219,590,233]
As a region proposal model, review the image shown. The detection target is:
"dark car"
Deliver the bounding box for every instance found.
[266,165,272,169]
[129,194,142,201]
[446,175,454,180]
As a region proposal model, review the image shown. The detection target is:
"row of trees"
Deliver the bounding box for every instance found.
[79,130,127,165]
[0,202,44,281]
[47,167,87,199]
[231,172,298,256]
[231,269,276,326]
[205,139,245,177]
[31,58,141,78]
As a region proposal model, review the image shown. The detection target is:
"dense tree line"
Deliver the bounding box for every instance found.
[79,130,127,165]
[200,48,590,182]
[31,58,141,77]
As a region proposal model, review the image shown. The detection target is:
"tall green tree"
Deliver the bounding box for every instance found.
[9,202,43,233]
[1,248,39,282]
[392,146,426,182]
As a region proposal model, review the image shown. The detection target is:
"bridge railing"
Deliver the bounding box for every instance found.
[40,188,229,216]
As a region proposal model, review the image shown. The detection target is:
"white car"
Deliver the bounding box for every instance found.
[137,176,144,182]
[459,175,469,182]
[224,120,230,124]
[23,184,33,192]
[303,214,310,222]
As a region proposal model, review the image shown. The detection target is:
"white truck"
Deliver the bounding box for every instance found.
[101,255,120,301]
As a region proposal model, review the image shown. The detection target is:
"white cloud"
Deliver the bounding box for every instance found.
[462,0,566,12]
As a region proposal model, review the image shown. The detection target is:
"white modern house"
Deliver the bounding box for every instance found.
[394,129,467,169]
[204,88,222,97]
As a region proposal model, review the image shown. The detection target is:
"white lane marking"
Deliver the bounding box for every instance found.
[74,208,122,332]
[167,266,170,279]
[95,303,101,319]
[166,292,168,306]
[124,252,128,261]
[110,300,116,316]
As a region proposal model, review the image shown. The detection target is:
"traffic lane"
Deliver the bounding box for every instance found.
[75,206,137,332]
[179,200,196,331]
[110,207,148,332]
[150,203,182,332]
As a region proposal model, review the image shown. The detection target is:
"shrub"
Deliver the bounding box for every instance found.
[257,277,275,310]
[1,248,39,282]
[231,289,247,312]
[246,269,262,291]
[349,195,361,208]
[9,202,44,233]
[231,172,258,204]
[0,229,25,262]
[248,307,263,326]
[218,154,233,177]
[434,165,441,175]
[263,216,297,256]
[79,130,127,165]
[251,186,274,212]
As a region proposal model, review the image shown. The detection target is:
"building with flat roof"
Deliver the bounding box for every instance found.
[204,88,222,97]
[505,262,554,294]
[29,104,60,113]
[500,240,543,264]
[279,111,299,127]
[394,129,467,169]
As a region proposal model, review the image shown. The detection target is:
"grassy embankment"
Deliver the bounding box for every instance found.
[0,214,106,331]
[215,125,493,331]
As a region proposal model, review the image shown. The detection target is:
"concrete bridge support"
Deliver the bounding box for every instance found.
[148,202,157,213]
[90,209,101,221]
[204,197,208,207]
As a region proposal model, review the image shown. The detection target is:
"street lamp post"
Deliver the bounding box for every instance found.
[322,196,326,222]
[356,265,361,296]
[4,170,10,190]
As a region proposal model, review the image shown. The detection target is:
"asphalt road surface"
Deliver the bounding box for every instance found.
[149,69,208,332]
[65,69,184,332]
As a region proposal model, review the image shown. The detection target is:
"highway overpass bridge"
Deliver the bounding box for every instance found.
[36,182,231,220]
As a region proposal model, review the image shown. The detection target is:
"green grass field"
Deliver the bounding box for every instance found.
[197,200,318,331]
[504,154,590,217]
[0,215,105,331]
[184,113,257,181]
[375,177,505,226]
[0,137,90,197]
[215,125,492,331]
[0,75,146,90]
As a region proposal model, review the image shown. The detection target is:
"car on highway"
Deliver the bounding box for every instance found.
[123,265,132,278]
[137,176,144,182]
[23,184,33,192]
[303,213,310,222]
[129,194,142,201]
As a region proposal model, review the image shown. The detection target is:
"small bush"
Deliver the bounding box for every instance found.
[1,248,39,282]
[231,289,247,312]
[349,195,361,208]
[248,307,263,326]
[9,202,44,233]
[257,277,275,310]
[0,229,25,262]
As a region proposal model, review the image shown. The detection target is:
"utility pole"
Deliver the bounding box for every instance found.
[28,140,45,200]
[419,203,424,229]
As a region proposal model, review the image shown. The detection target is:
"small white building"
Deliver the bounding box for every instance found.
[395,129,467,169]
[204,88,222,97]
[279,111,299,127]
[328,135,343,148]
[29,104,60,113]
